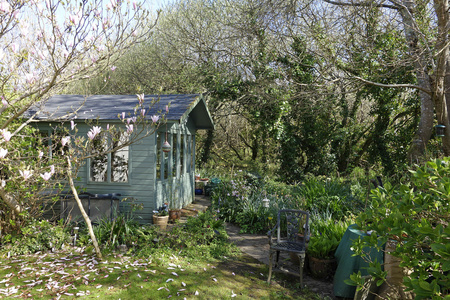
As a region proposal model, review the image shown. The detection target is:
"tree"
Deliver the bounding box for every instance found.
[310,0,449,161]
[0,0,157,258]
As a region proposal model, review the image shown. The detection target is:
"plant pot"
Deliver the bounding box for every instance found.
[152,215,169,230]
[169,209,182,222]
[308,256,337,279]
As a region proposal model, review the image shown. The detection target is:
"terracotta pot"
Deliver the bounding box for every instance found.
[308,256,337,279]
[152,215,169,230]
[169,209,182,222]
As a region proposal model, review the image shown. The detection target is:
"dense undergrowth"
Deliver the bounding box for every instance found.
[0,210,237,262]
[209,171,365,235]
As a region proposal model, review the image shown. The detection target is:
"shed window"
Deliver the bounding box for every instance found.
[89,131,129,183]
[172,133,177,177]
[180,134,184,174]
[156,132,161,179]
[90,133,108,182]
[156,131,171,180]
[111,132,129,182]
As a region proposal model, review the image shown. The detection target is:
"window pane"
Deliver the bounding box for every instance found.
[156,132,161,179]
[164,133,170,180]
[172,133,177,177]
[180,134,184,174]
[90,135,108,182]
[191,135,194,172]
[111,132,129,182]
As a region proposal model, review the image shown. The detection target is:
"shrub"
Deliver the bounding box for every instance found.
[140,210,237,260]
[308,213,352,259]
[211,173,363,234]
[351,158,450,299]
[299,176,364,220]
[1,219,71,255]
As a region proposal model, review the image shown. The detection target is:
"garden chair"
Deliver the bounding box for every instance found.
[267,209,310,288]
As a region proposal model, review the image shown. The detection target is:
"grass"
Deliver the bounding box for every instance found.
[0,247,322,299]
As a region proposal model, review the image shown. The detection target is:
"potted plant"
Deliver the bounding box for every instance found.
[307,218,349,279]
[153,203,169,230]
[307,234,339,278]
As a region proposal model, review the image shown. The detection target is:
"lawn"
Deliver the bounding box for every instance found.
[0,248,321,299]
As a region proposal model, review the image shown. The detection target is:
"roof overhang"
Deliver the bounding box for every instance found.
[25,94,214,130]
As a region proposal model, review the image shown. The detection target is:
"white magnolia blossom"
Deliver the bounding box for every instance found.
[0,148,7,158]
[87,126,102,140]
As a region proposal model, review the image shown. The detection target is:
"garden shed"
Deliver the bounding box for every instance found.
[28,94,214,224]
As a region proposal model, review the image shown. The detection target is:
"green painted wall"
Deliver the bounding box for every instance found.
[36,119,197,224]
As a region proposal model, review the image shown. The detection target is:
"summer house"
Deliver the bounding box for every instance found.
[28,94,214,223]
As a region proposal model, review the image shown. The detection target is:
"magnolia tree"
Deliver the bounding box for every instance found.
[0,0,158,257]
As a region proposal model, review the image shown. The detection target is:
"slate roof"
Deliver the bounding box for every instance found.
[26,94,214,130]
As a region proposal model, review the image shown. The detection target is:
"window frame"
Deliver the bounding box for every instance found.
[87,131,131,185]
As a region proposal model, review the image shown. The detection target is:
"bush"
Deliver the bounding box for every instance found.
[211,173,363,234]
[1,219,71,255]
[299,176,364,220]
[351,158,450,299]
[138,210,237,260]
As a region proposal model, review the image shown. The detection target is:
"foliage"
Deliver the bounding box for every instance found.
[69,208,237,261]
[1,219,71,256]
[156,210,235,260]
[351,158,450,299]
[308,213,352,259]
[298,176,364,220]
[92,215,140,249]
[153,202,169,216]
[210,172,364,234]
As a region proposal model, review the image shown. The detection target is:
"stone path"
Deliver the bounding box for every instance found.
[180,195,336,299]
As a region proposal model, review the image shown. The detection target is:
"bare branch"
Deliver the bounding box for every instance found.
[353,75,431,95]
[322,0,398,9]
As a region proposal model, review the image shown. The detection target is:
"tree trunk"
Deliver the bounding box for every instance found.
[433,0,450,155]
[397,0,434,162]
[66,157,102,260]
